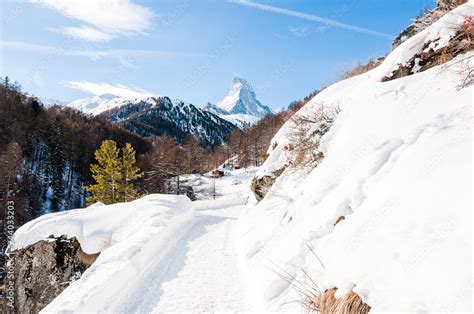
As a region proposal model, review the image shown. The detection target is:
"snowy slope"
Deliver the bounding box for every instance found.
[203,76,272,127]
[219,113,261,128]
[237,3,473,312]
[38,97,67,107]
[67,93,155,116]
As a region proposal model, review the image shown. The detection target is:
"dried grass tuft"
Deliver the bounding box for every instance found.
[76,247,100,267]
[309,288,371,314]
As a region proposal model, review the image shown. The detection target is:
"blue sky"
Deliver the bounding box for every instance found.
[1,0,436,110]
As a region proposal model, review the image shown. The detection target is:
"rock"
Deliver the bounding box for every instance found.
[251,167,285,201]
[5,236,94,313]
[384,27,474,82]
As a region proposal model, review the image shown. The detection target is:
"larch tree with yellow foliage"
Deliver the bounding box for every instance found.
[86,140,142,205]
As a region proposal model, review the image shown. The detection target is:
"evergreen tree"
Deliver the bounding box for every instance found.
[119,143,142,202]
[86,140,122,205]
[86,140,142,205]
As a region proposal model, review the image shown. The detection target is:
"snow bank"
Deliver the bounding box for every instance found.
[9,194,194,313]
[238,2,473,312]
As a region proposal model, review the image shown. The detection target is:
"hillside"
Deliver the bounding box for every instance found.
[238,2,473,311]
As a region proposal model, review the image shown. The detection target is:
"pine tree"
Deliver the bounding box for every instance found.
[119,143,142,202]
[86,140,122,205]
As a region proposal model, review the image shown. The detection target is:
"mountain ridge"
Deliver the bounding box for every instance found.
[66,94,236,147]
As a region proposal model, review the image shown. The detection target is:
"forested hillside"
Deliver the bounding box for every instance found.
[0,79,150,220]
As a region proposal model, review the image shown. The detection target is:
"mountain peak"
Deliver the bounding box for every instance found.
[216,77,271,118]
[232,76,253,91]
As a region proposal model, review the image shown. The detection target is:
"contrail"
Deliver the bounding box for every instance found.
[228,0,394,39]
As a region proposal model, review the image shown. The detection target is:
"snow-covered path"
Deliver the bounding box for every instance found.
[151,205,245,312]
[112,168,256,313]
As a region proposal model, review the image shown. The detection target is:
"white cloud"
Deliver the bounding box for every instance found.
[64,81,154,97]
[1,40,178,60]
[229,0,393,39]
[30,0,154,41]
[289,26,310,38]
[50,26,116,42]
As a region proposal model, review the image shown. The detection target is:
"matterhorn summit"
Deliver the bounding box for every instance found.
[204,76,271,127]
[217,76,271,117]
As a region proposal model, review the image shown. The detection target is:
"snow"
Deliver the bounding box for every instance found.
[217,76,271,117]
[67,94,156,115]
[220,113,261,128]
[9,167,258,313]
[237,2,473,312]
[203,76,272,127]
[38,97,66,107]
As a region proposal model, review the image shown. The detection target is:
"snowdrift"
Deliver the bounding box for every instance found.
[9,194,194,312]
[238,2,473,312]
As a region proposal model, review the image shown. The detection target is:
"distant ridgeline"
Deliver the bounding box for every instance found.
[101,97,237,148]
[68,94,236,148]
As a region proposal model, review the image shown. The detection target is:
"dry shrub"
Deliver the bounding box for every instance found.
[288,105,339,171]
[340,58,384,80]
[310,288,371,314]
[76,247,100,267]
[438,0,467,10]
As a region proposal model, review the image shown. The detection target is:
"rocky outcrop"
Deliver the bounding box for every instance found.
[392,0,467,49]
[5,236,97,313]
[251,167,285,201]
[438,0,467,10]
[384,25,473,82]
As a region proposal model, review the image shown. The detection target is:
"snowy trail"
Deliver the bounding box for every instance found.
[118,206,246,313]
[110,169,255,313]
[151,206,246,313]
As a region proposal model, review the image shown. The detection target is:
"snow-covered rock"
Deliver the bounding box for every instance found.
[9,236,88,313]
[203,76,272,127]
[237,2,473,312]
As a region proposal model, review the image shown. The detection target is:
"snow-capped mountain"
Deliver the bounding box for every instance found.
[68,94,236,147]
[67,93,155,115]
[203,77,271,127]
[38,97,67,107]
